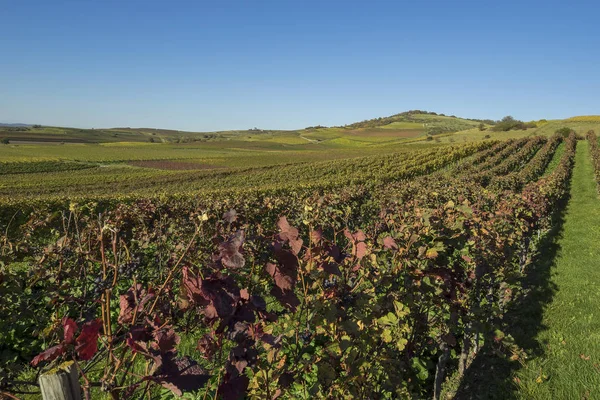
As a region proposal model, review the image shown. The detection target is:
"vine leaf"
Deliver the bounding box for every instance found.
[265,262,294,291]
[148,355,209,396]
[118,284,155,324]
[383,236,398,250]
[344,229,367,259]
[218,230,245,269]
[219,375,250,400]
[277,216,303,255]
[75,319,103,360]
[63,317,78,344]
[223,209,238,223]
[31,344,66,367]
[152,326,180,354]
[310,229,323,244]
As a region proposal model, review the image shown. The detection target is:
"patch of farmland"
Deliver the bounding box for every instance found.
[127,160,222,170]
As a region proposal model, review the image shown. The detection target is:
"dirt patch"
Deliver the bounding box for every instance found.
[128,160,220,170]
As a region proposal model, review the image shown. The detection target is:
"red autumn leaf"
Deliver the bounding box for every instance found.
[149,355,210,396]
[383,236,398,250]
[310,230,323,244]
[75,319,102,361]
[31,344,66,367]
[277,216,298,241]
[278,217,303,255]
[223,209,238,223]
[197,333,218,360]
[118,284,155,324]
[270,286,300,311]
[152,327,180,354]
[345,229,367,259]
[355,242,367,259]
[119,294,134,324]
[218,230,245,269]
[329,245,344,262]
[219,375,250,400]
[63,317,78,344]
[204,304,218,319]
[265,262,294,291]
[126,336,148,354]
[319,262,341,276]
[182,270,240,320]
[344,229,366,242]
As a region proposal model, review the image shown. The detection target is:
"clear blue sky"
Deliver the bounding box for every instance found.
[1,0,599,131]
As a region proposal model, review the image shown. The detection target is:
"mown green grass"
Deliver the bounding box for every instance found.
[511,140,600,399]
[451,140,600,399]
[542,142,565,177]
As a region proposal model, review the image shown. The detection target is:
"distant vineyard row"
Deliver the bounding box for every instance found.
[0,142,492,203]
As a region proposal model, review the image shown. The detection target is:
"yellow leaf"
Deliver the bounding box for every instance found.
[267,349,276,363]
[382,328,393,343]
[425,248,438,259]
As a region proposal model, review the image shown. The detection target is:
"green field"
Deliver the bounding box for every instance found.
[2,113,600,399]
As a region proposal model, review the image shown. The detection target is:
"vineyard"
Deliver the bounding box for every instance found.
[0,143,488,202]
[1,129,591,400]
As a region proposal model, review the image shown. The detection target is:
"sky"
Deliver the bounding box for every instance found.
[1,0,600,131]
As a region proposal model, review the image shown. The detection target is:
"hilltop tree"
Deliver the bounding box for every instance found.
[492,116,527,132]
[555,127,574,138]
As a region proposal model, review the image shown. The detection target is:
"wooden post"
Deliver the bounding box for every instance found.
[38,361,82,400]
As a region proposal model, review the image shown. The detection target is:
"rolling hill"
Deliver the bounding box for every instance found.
[2,112,600,146]
[0,111,487,145]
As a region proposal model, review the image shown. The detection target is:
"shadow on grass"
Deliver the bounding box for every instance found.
[454,200,569,400]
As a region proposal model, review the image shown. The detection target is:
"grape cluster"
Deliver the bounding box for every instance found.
[91,276,112,299]
[60,248,74,258]
[323,277,338,289]
[300,330,313,343]
[340,293,354,307]
[118,258,141,277]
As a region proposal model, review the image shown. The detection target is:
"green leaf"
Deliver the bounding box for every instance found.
[396,337,408,351]
[382,328,393,343]
[378,312,398,326]
[411,358,429,381]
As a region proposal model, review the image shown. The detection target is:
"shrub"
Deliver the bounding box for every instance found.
[1,138,9,144]
[555,127,574,138]
[491,116,533,132]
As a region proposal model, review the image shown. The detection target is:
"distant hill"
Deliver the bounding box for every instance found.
[337,110,492,135]
[0,123,31,127]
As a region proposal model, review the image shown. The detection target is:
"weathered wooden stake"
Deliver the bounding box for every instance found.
[38,361,82,400]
